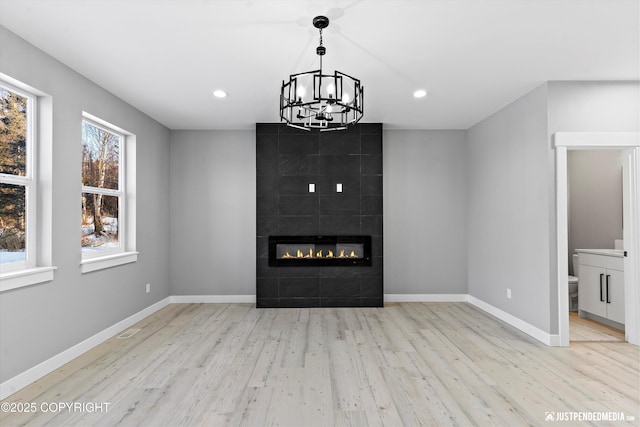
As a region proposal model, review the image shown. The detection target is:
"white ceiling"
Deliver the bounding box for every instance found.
[0,0,638,130]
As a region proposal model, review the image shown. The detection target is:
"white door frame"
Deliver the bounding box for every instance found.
[555,132,640,347]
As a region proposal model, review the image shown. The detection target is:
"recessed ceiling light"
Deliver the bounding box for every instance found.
[413,89,428,98]
[213,90,227,98]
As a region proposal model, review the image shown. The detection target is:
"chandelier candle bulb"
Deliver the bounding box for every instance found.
[296,86,305,101]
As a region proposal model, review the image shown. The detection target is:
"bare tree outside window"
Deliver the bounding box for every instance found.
[81,120,122,253]
[0,87,28,265]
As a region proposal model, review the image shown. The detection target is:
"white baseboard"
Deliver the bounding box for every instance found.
[0,297,171,400]
[170,295,256,304]
[384,294,469,302]
[467,295,559,346]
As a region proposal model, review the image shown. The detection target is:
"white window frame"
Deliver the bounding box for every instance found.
[0,82,36,272]
[80,113,137,273]
[0,75,55,292]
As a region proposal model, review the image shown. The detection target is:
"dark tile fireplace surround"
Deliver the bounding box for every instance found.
[256,123,383,308]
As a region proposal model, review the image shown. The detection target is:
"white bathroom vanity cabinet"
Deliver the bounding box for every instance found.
[577,249,625,326]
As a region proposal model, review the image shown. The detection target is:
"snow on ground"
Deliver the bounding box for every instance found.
[82,217,119,250]
[1,217,119,265]
[0,249,26,265]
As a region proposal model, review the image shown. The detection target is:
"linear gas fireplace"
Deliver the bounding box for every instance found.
[269,236,372,267]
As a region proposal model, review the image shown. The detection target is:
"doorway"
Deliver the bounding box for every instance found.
[555,132,640,347]
[568,149,626,342]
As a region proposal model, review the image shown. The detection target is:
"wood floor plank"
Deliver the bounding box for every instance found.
[569,312,625,342]
[1,302,638,426]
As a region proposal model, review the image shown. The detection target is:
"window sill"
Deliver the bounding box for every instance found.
[80,252,138,274]
[80,251,138,274]
[0,266,57,292]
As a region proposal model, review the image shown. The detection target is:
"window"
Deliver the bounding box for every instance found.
[80,114,136,272]
[0,82,36,272]
[0,75,54,292]
[81,119,123,256]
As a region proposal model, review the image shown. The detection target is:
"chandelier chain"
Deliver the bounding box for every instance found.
[319,28,323,69]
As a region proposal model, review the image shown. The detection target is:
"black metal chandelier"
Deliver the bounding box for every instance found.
[279,16,364,131]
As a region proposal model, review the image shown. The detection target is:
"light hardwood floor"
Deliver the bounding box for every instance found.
[569,311,626,342]
[1,303,639,426]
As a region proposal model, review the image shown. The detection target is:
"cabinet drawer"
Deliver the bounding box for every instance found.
[578,253,623,271]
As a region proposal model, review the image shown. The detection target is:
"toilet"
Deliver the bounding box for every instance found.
[569,254,579,311]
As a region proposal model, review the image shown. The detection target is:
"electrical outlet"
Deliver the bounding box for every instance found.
[507,288,511,299]
[146,283,150,294]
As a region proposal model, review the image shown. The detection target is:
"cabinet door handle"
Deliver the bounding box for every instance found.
[600,274,604,302]
[606,274,611,303]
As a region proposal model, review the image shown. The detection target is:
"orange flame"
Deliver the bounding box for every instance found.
[280,247,359,259]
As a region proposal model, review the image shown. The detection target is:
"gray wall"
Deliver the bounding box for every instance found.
[383,130,468,294]
[169,130,256,295]
[547,82,640,134]
[546,81,640,332]
[466,81,639,336]
[568,149,624,275]
[0,26,171,382]
[466,84,551,332]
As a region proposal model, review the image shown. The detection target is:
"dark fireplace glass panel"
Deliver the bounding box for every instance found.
[269,236,371,267]
[276,243,364,260]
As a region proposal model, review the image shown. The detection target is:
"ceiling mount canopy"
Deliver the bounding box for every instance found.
[279,15,364,132]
